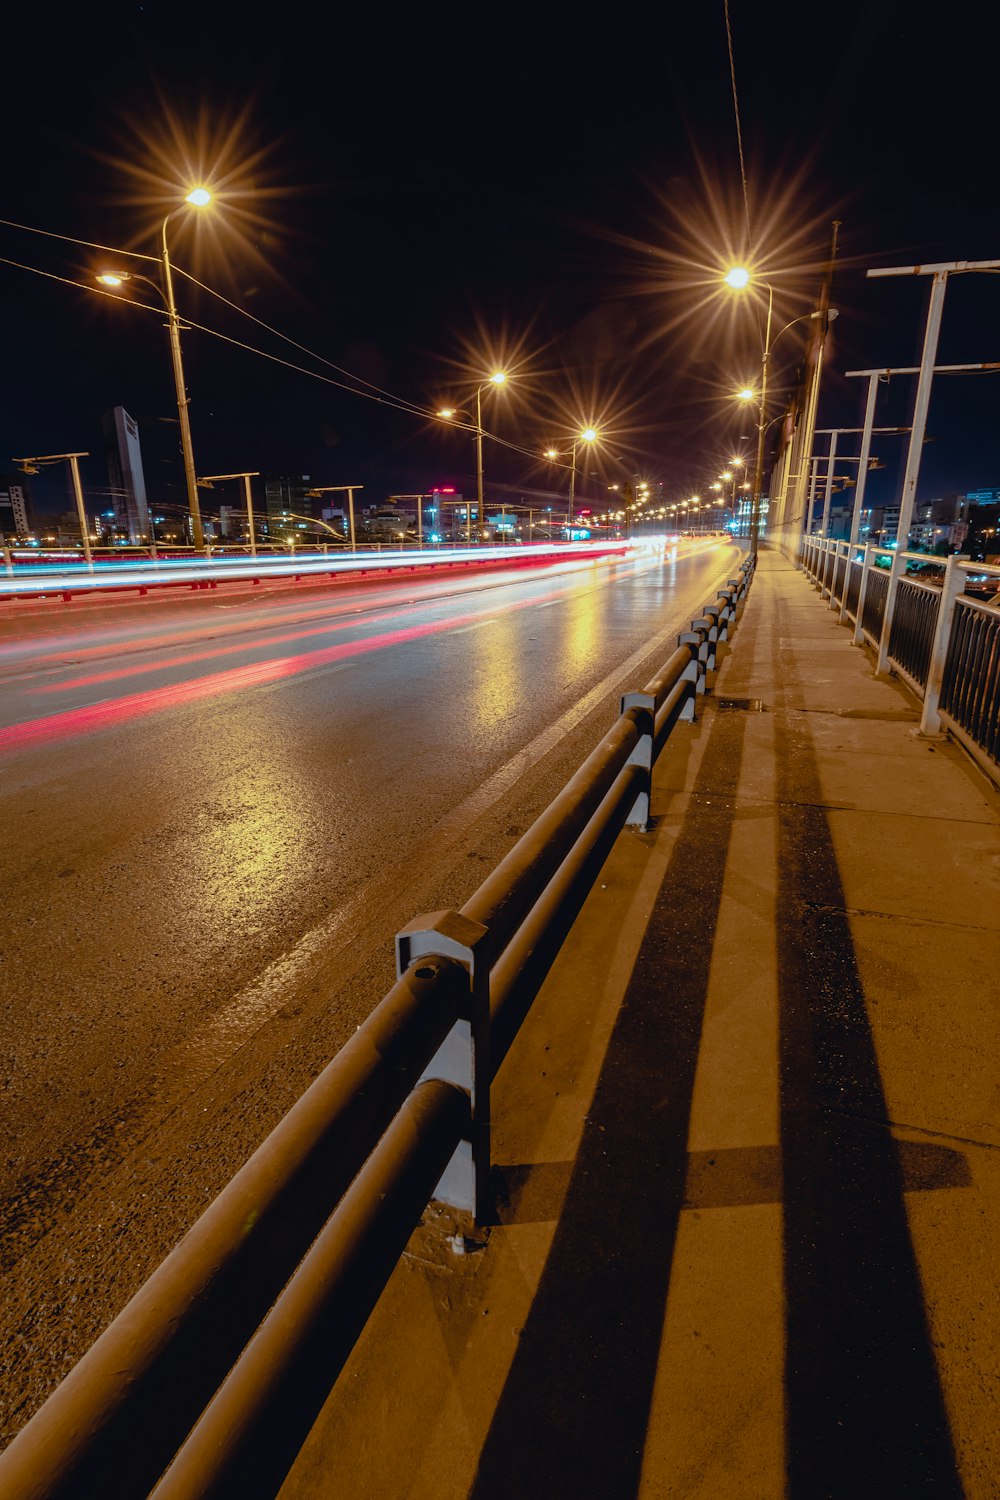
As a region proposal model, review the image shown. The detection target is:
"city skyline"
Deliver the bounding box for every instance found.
[2,5,998,522]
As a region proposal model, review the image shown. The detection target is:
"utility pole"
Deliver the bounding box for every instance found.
[788,220,841,543]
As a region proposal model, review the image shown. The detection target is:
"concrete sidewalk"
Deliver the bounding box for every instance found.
[281,550,1000,1500]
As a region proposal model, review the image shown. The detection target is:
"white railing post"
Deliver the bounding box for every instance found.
[840,543,858,625]
[876,552,904,674]
[395,909,492,1220]
[829,541,846,610]
[919,555,968,735]
[677,630,705,716]
[853,544,874,645]
[620,692,655,830]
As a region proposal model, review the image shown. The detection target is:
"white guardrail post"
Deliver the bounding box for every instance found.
[876,550,905,674]
[919,554,968,736]
[395,910,492,1220]
[820,539,832,598]
[853,543,874,645]
[840,543,857,625]
[619,693,655,830]
[678,630,707,701]
[829,541,845,610]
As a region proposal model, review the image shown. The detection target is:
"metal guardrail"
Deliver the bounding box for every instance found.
[888,578,940,688]
[0,557,756,1500]
[0,542,632,604]
[941,598,1000,765]
[797,537,1000,782]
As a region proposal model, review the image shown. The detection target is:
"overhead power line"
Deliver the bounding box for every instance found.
[723,0,753,248]
[0,249,565,471]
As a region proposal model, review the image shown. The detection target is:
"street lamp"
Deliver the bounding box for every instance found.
[389,494,435,547]
[198,471,259,556]
[437,372,507,542]
[13,452,93,567]
[306,485,364,551]
[726,266,838,552]
[545,426,599,532]
[98,185,213,549]
[476,373,506,540]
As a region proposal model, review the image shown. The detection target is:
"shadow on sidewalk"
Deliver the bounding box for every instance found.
[469,708,749,1499]
[774,702,963,1497]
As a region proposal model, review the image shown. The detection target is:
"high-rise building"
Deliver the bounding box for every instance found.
[103,406,150,543]
[264,475,313,532]
[0,473,32,536]
[219,505,250,538]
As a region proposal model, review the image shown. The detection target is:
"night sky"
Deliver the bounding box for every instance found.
[2,2,998,523]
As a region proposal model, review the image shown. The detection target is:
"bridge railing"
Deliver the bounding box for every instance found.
[0,557,755,1500]
[797,538,1000,782]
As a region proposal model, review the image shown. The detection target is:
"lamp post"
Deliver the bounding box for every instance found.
[475,373,507,541]
[437,373,507,543]
[726,267,839,553]
[546,427,598,534]
[198,471,259,555]
[98,186,213,550]
[305,485,364,551]
[13,452,93,567]
[389,494,434,546]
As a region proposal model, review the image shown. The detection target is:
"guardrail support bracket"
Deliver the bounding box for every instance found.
[396,909,492,1222]
[677,631,704,712]
[619,694,655,829]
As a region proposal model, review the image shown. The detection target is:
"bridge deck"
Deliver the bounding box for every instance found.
[282,549,1000,1500]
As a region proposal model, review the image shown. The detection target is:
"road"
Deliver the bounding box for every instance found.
[0,537,740,1439]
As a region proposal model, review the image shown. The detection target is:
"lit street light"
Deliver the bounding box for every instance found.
[726,265,838,552]
[98,185,214,550]
[545,426,599,532]
[476,373,506,539]
[437,372,507,542]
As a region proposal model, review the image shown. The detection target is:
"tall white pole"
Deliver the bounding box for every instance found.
[475,386,484,543]
[848,374,880,554]
[161,217,204,551]
[877,270,949,673]
[820,428,838,537]
[242,473,257,557]
[841,374,880,622]
[346,487,357,552]
[569,440,577,524]
[68,454,93,570]
[749,285,773,553]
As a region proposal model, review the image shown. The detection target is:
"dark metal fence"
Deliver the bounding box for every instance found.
[940,599,1000,765]
[798,539,1000,780]
[832,552,847,604]
[861,567,889,641]
[887,579,941,688]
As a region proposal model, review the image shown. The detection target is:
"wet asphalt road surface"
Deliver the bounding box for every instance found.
[0,539,739,1439]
